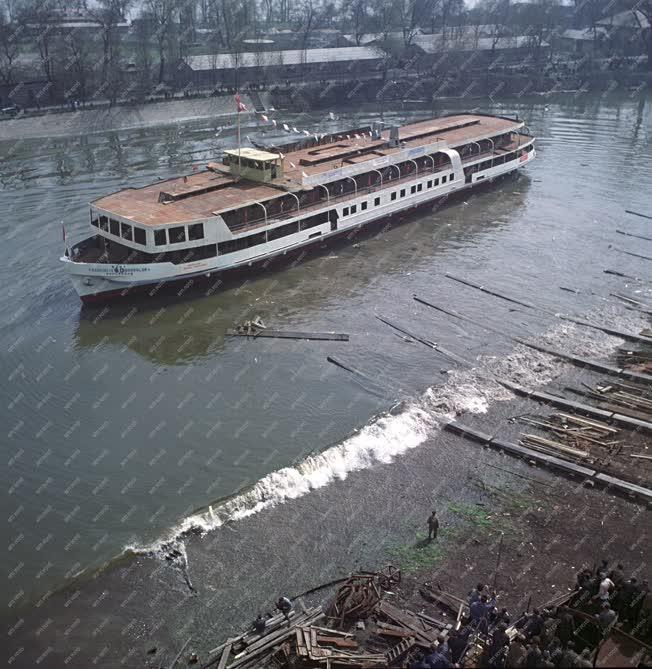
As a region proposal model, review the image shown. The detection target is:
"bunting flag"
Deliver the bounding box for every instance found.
[234,92,247,113]
[302,130,310,136]
[292,127,299,133]
[283,123,290,132]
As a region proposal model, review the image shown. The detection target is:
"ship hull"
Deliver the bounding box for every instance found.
[68,161,531,305]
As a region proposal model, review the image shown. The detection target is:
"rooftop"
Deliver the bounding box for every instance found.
[413,34,549,53]
[224,148,281,162]
[184,46,382,71]
[93,114,523,227]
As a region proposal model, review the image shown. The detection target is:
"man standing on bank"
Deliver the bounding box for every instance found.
[428,510,440,541]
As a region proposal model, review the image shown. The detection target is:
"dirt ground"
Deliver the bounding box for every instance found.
[379,465,650,629]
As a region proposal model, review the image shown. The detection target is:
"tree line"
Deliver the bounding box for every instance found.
[0,0,650,108]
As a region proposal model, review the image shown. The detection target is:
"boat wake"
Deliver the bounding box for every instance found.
[128,306,647,564]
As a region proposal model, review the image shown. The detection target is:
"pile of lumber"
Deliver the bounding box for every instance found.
[203,605,324,669]
[201,569,458,668]
[516,411,622,461]
[328,568,401,622]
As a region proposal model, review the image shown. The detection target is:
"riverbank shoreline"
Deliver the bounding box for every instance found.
[6,346,651,667]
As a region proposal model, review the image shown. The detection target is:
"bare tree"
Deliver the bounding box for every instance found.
[59,27,92,102]
[397,0,419,46]
[296,0,318,53]
[0,12,20,84]
[370,0,394,42]
[89,0,131,98]
[19,0,57,82]
[345,0,369,46]
[146,0,178,83]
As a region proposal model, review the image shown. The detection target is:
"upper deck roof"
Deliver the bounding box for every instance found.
[224,147,281,162]
[93,114,523,226]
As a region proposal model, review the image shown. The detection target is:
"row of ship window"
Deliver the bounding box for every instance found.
[341,173,454,217]
[92,215,205,246]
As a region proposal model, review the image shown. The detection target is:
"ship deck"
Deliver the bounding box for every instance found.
[93,115,523,227]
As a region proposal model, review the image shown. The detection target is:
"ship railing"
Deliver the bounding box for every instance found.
[228,165,453,234]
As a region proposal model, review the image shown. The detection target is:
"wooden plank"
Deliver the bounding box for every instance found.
[226,329,349,341]
[520,433,589,458]
[625,209,652,220]
[514,338,652,376]
[375,314,469,365]
[616,229,652,242]
[444,273,542,311]
[614,247,652,261]
[310,626,355,638]
[555,413,619,433]
[317,635,358,648]
[216,643,232,669]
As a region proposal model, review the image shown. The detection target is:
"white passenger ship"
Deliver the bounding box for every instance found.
[62,113,535,302]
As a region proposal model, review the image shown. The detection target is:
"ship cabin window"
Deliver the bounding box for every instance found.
[98,215,107,229]
[154,229,167,246]
[110,219,120,236]
[134,227,146,245]
[451,173,455,181]
[391,192,397,201]
[374,197,380,206]
[417,183,423,192]
[351,205,357,214]
[442,175,447,184]
[300,211,329,230]
[343,207,349,216]
[218,231,266,255]
[169,226,186,243]
[435,178,439,186]
[400,189,405,198]
[427,180,433,188]
[121,222,133,241]
[188,223,204,241]
[410,185,416,194]
[269,221,298,241]
[361,201,367,211]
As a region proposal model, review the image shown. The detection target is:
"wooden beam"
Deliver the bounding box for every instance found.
[625,209,652,221]
[513,338,652,381]
[227,329,349,341]
[616,229,652,242]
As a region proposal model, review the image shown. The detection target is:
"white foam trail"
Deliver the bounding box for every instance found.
[129,303,647,558]
[129,404,436,556]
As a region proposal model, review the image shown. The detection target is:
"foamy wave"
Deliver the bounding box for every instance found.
[130,302,643,559]
[129,403,436,556]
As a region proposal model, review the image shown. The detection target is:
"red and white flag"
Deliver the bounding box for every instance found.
[234,93,247,113]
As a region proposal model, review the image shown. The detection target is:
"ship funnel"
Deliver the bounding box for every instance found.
[389,125,400,147]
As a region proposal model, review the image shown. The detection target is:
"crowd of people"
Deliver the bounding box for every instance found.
[409,560,650,669]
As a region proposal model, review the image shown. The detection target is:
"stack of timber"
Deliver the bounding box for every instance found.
[201,569,462,668]
[203,605,325,669]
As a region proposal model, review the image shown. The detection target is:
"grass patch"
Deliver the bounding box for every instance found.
[386,527,463,574]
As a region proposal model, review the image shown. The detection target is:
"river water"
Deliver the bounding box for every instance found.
[1,93,650,666]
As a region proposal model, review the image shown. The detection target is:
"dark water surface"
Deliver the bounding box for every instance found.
[1,93,651,665]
